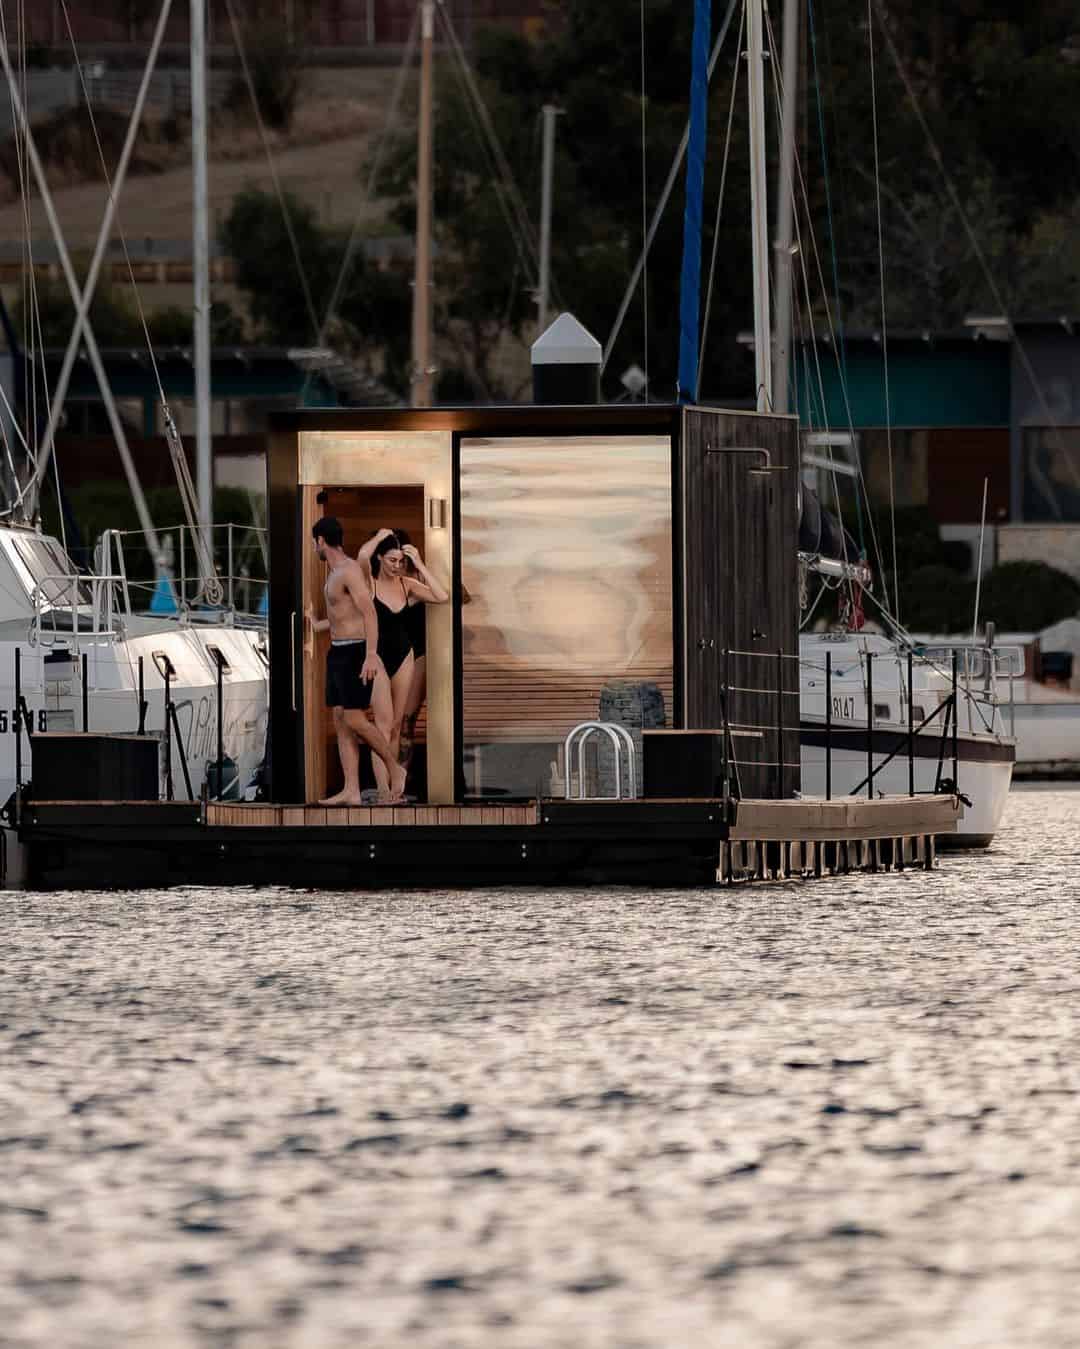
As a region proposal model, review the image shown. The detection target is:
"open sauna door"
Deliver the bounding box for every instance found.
[294,430,455,804]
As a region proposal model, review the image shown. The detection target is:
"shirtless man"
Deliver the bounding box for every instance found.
[307,516,406,804]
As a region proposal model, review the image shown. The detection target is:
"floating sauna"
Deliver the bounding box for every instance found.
[15,401,961,888]
[266,402,802,806]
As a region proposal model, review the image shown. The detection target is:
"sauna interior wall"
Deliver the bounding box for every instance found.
[681,407,801,798]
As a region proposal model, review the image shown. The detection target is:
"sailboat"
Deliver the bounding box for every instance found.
[759,0,1017,846]
[0,0,269,877]
[671,0,1016,846]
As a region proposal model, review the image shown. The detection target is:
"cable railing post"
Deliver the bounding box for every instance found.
[216,649,224,800]
[81,652,89,732]
[721,646,731,812]
[825,650,832,801]
[14,646,22,810]
[866,650,874,800]
[227,525,234,613]
[775,648,783,800]
[952,648,959,791]
[164,664,174,801]
[907,648,915,796]
[137,655,147,735]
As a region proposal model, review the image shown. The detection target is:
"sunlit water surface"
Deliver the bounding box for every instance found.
[2,787,1079,1348]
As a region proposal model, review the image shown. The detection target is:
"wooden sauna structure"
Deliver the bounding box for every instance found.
[266,403,802,807]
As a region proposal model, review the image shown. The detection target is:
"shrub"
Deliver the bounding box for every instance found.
[977,561,1080,632]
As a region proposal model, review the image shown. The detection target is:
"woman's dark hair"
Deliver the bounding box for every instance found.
[312,516,343,548]
[370,530,401,577]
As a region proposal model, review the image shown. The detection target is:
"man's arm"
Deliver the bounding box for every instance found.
[306,602,329,634]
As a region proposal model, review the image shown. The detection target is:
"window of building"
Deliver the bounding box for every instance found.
[1022,426,1080,521]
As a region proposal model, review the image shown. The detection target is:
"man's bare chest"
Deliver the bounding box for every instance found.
[325,571,352,607]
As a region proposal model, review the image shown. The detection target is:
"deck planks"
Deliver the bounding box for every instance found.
[204,802,541,828]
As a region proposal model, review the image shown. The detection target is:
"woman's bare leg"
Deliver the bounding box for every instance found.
[343,703,405,801]
[403,653,427,726]
[387,651,415,765]
[368,666,395,798]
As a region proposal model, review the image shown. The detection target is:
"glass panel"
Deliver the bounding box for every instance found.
[1023,426,1080,521]
[10,535,90,606]
[460,435,673,798]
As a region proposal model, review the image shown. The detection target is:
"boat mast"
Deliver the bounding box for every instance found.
[192,0,213,543]
[771,0,800,414]
[410,0,435,406]
[747,0,772,413]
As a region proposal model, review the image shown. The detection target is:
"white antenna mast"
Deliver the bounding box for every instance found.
[192,0,213,550]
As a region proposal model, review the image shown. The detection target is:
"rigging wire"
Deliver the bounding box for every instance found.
[222,0,323,345]
[602,0,741,375]
[58,0,220,597]
[437,1,544,295]
[785,79,891,604]
[437,3,541,280]
[0,0,39,514]
[867,0,899,625]
[639,0,649,401]
[60,0,167,412]
[697,0,744,397]
[805,0,867,556]
[869,0,1077,495]
[761,1,868,619]
[297,6,418,407]
[437,6,538,295]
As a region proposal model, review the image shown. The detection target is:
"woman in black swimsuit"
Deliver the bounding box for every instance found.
[361,529,447,771]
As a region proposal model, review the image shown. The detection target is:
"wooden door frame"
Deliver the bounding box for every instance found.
[268,406,686,804]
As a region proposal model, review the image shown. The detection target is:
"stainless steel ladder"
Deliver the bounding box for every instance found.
[562,721,638,800]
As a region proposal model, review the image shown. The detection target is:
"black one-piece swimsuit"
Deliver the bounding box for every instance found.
[374,581,413,678]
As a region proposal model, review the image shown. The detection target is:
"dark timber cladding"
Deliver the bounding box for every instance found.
[266,403,800,804]
[681,407,800,800]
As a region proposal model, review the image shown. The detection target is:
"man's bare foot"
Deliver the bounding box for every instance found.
[319,789,363,806]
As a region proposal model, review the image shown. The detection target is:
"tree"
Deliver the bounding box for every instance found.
[374,5,756,401]
[373,1,1080,403]
[220,187,411,393]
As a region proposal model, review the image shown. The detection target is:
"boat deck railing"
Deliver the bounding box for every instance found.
[98,523,268,625]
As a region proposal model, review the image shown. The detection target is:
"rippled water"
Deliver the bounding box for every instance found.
[2,787,1080,1347]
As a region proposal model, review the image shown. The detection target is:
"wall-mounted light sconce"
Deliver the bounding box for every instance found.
[427,497,448,530]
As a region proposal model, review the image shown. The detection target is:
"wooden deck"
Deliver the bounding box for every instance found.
[206,803,539,828]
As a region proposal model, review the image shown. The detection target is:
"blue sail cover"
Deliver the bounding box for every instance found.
[677,0,712,403]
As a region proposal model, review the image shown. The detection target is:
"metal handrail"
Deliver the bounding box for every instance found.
[563,721,638,801]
